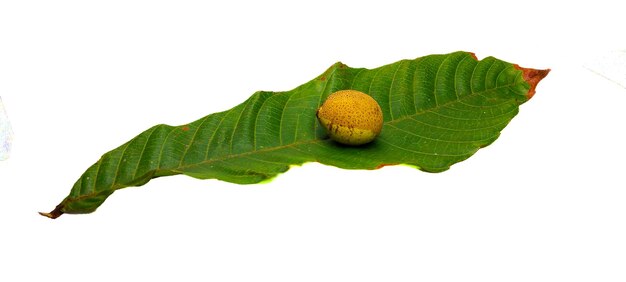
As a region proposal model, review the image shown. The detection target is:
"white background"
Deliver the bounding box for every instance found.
[1,1,625,281]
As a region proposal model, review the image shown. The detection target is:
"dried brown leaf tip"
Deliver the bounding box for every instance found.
[514,65,550,99]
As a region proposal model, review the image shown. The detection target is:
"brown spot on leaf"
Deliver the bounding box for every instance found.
[375,163,397,170]
[513,65,551,99]
[182,125,190,131]
[320,75,326,81]
[468,52,478,60]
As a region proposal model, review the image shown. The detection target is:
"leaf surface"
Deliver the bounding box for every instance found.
[41,51,549,218]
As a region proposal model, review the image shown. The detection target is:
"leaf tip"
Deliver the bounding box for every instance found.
[39,205,64,219]
[514,65,551,99]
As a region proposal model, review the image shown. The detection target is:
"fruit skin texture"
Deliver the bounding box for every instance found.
[316,90,383,146]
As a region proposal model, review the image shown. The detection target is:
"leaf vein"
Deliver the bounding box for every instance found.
[203,109,233,160]
[433,55,452,107]
[253,92,272,150]
[109,142,131,190]
[453,55,469,99]
[179,117,210,167]
[156,126,179,169]
[130,126,160,180]
[388,60,404,120]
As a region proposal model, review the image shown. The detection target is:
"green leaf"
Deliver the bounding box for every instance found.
[41,51,549,219]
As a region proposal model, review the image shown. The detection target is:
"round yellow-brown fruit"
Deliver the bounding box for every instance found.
[316,89,383,145]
